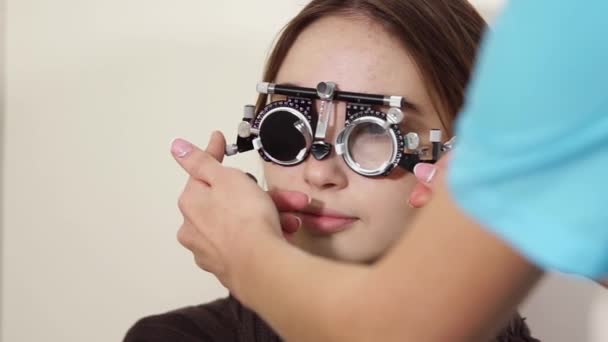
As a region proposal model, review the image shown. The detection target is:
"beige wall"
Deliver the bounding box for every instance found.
[1,1,606,341]
[469,0,507,22]
[2,1,301,341]
[0,0,5,337]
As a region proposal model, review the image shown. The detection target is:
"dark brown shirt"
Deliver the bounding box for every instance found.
[124,296,539,342]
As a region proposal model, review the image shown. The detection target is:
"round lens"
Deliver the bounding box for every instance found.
[347,122,394,171]
[259,109,309,163]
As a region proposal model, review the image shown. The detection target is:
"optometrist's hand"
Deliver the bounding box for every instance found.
[407,154,608,288]
[268,190,310,236]
[171,132,288,288]
[407,154,451,208]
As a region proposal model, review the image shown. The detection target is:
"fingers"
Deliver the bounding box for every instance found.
[409,152,452,207]
[177,222,215,274]
[205,131,227,163]
[408,185,432,208]
[177,221,196,251]
[171,138,223,184]
[177,177,209,221]
[268,189,311,212]
[412,152,451,188]
[413,163,439,186]
[279,213,302,234]
[409,162,441,206]
[177,219,208,253]
[268,190,308,233]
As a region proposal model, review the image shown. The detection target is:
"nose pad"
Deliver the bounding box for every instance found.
[311,141,332,160]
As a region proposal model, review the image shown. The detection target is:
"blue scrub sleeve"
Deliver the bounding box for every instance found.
[448,0,608,277]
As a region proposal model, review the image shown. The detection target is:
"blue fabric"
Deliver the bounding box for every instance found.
[449,0,608,277]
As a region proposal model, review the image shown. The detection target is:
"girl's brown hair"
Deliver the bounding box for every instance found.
[255,0,487,136]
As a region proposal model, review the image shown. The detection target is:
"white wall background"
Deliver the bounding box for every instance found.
[0,0,5,337]
[1,1,606,341]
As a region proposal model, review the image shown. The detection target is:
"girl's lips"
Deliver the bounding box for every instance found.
[297,209,358,234]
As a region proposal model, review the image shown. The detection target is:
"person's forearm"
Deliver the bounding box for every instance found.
[232,178,543,341]
[355,181,543,341]
[232,235,370,341]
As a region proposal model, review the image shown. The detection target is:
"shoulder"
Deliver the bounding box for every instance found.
[123,297,238,342]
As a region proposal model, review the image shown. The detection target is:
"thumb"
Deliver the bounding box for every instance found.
[171,138,222,184]
[413,163,439,187]
[205,131,227,163]
[408,185,432,208]
[412,152,451,189]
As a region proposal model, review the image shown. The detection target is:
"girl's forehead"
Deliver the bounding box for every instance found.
[274,44,431,120]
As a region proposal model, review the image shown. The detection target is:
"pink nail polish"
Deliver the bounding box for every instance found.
[171,138,193,158]
[413,163,437,183]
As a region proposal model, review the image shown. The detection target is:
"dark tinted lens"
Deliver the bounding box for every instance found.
[259,110,307,162]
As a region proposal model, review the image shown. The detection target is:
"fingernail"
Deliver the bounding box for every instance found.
[294,216,302,229]
[413,163,437,183]
[171,138,193,158]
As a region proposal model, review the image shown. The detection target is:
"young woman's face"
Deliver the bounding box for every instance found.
[265,15,446,263]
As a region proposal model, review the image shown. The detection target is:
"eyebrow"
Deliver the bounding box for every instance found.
[276,82,421,114]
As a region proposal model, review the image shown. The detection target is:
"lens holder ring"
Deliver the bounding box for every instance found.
[253,97,315,165]
[340,105,405,177]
